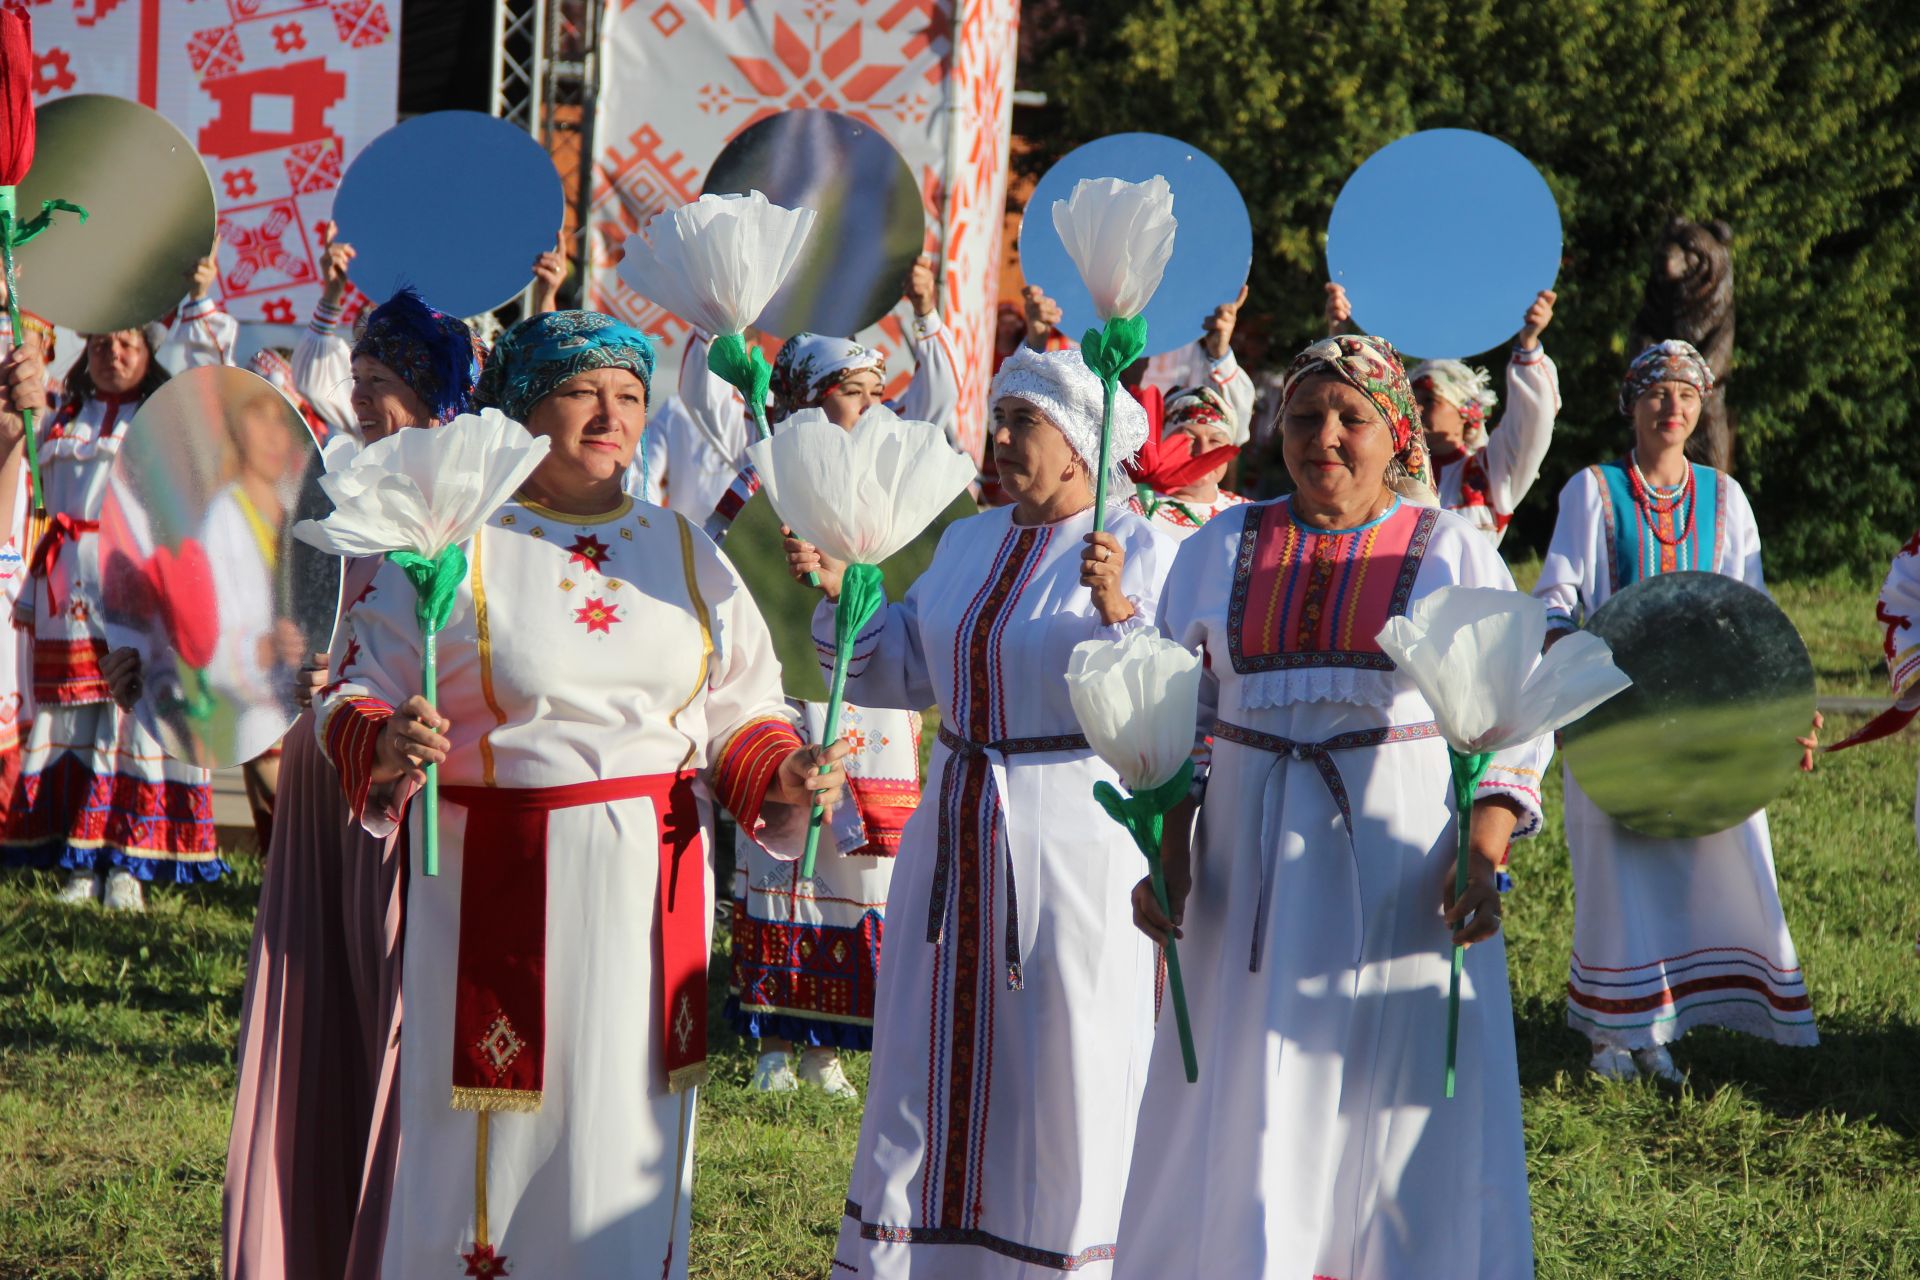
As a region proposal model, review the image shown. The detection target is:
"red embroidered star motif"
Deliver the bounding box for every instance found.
[574,596,620,634]
[566,533,611,572]
[461,1242,510,1276]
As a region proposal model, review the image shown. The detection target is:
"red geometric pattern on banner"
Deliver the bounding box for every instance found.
[589,124,704,338]
[226,0,329,19]
[284,138,344,194]
[590,0,1013,447]
[188,25,246,78]
[76,0,129,31]
[197,57,345,159]
[329,0,391,48]
[218,197,319,297]
[35,49,77,96]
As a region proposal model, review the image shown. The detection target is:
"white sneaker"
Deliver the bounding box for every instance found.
[1633,1044,1685,1085]
[798,1048,859,1100]
[55,870,101,905]
[750,1050,798,1093]
[1589,1044,1637,1080]
[102,869,146,913]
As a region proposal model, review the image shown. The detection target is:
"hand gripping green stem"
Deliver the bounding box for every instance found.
[800,562,886,879]
[1445,748,1493,1099]
[1093,756,1198,1083]
[388,545,469,877]
[0,188,89,516]
[1077,315,1148,535]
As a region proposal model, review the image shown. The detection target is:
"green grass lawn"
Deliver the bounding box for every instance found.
[2,582,1915,1279]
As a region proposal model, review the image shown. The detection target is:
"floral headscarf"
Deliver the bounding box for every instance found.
[475,309,656,423]
[1280,334,1436,505]
[1619,339,1714,415]
[770,333,886,417]
[1164,385,1240,444]
[1408,358,1497,453]
[351,287,482,425]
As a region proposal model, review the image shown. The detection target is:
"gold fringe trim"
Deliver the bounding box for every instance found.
[667,1060,711,1094]
[452,1086,543,1113]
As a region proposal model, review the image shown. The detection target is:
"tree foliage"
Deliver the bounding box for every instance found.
[1024,0,1920,572]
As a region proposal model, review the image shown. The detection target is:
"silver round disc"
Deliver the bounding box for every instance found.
[97,367,343,769]
[15,95,219,335]
[701,109,926,339]
[1562,571,1814,839]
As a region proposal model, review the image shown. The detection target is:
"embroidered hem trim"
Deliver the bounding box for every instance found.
[451,1086,542,1113]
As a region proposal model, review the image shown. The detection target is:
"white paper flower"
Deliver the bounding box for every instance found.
[1051,175,1178,322]
[746,404,974,566]
[292,408,551,560]
[617,191,817,337]
[1376,586,1632,755]
[1066,631,1203,792]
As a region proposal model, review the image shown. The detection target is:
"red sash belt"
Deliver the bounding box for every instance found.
[27,514,96,617]
[440,771,709,1112]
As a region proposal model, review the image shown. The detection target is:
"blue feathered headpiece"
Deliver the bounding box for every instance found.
[351,287,482,425]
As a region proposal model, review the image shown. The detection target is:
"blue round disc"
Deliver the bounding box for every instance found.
[1019,133,1252,359]
[1327,129,1561,360]
[333,111,564,318]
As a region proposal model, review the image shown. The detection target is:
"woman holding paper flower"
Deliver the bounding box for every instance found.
[310,310,847,1279]
[791,344,1174,1279]
[222,287,483,1280]
[1117,334,1552,1280]
[1534,340,1817,1082]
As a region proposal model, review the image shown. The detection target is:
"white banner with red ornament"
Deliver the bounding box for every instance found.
[27,0,398,328]
[586,0,1019,454]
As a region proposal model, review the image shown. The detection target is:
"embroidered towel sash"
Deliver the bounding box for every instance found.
[930,723,1090,991]
[440,771,708,1111]
[1210,719,1439,972]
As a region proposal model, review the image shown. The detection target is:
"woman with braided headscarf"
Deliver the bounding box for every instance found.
[1130,384,1251,540]
[1534,339,1818,1085]
[1117,334,1549,1280]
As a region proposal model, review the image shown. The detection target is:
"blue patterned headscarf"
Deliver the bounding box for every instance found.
[476,310,657,423]
[350,287,482,425]
[1619,339,1714,415]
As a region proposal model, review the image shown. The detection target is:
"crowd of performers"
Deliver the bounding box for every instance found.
[0,226,1909,1280]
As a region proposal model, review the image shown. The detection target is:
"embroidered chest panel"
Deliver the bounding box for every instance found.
[1226,499,1438,674]
[1590,461,1726,593]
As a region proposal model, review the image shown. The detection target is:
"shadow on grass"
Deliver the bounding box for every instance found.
[1510,992,1920,1137]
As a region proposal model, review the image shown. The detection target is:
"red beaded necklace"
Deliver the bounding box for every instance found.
[1626,452,1695,548]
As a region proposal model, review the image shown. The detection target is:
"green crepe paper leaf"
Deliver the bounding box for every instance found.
[1448,748,1495,814]
[1078,314,1150,383]
[707,331,773,413]
[0,192,89,248]
[1092,758,1195,860]
[388,544,469,636]
[833,561,887,652]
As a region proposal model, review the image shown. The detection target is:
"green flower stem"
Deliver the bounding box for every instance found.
[706,331,773,442]
[422,627,440,877]
[801,563,885,879]
[0,193,42,514]
[389,544,470,879]
[1094,759,1198,1083]
[1078,316,1149,535]
[1445,748,1494,1099]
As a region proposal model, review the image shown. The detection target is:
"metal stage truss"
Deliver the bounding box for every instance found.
[491,0,600,309]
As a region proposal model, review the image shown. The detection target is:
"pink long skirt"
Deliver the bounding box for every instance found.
[221,705,406,1280]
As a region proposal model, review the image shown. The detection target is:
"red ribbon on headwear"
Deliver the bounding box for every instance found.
[0,4,34,188]
[1125,424,1239,494]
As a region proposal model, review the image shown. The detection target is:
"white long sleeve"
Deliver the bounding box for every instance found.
[291,297,357,439]
[678,332,754,464]
[891,310,965,454]
[156,295,239,371]
[1477,345,1561,517]
[1142,339,1256,442]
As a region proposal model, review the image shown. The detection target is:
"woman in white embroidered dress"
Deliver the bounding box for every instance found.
[1533,340,1818,1083]
[1327,283,1560,545]
[1118,334,1549,1280]
[315,311,846,1279]
[0,313,48,815]
[795,346,1172,1279]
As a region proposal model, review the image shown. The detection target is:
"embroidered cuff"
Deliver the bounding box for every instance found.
[909,310,944,340]
[1892,645,1920,707]
[1206,345,1240,379]
[1478,764,1544,839]
[177,295,221,322]
[322,695,395,824]
[1511,341,1547,365]
[1544,608,1577,635]
[713,714,806,835]
[310,296,347,335]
